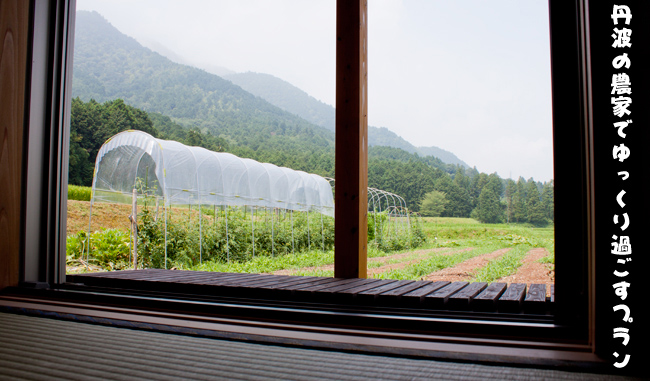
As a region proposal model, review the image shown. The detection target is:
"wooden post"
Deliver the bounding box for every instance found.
[0,0,29,290]
[334,0,368,278]
[132,189,137,269]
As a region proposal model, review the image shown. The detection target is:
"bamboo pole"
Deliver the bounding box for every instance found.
[271,207,275,256]
[85,199,94,266]
[321,212,324,252]
[164,201,168,269]
[251,205,255,258]
[131,189,138,269]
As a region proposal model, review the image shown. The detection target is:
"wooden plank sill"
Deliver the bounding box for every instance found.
[67,269,555,315]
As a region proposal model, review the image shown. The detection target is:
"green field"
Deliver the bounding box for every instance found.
[255,218,554,281]
[69,201,554,283]
[67,194,424,272]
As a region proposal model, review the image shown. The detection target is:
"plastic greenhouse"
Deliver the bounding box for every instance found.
[92,130,334,215]
[87,130,335,268]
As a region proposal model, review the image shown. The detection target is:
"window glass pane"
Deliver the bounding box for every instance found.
[66,1,554,300]
[367,0,554,290]
[68,1,345,275]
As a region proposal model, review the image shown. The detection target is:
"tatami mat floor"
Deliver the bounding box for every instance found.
[0,312,638,380]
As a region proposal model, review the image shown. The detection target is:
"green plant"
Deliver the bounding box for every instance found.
[368,211,425,253]
[373,246,498,280]
[68,185,92,201]
[67,228,131,270]
[66,231,87,265]
[471,245,531,283]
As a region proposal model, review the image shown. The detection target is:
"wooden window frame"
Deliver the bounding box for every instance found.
[7,0,630,370]
[19,0,74,286]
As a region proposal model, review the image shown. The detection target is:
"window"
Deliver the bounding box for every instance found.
[11,0,638,369]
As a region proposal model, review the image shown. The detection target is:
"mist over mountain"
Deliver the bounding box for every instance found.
[225,71,469,168]
[73,11,334,155]
[414,146,470,168]
[225,72,336,131]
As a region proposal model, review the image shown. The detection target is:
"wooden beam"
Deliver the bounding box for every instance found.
[0,0,30,290]
[334,0,368,279]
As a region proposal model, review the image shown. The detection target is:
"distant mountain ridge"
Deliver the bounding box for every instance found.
[224,72,336,132]
[72,10,468,170]
[225,72,469,168]
[414,146,470,168]
[72,11,334,154]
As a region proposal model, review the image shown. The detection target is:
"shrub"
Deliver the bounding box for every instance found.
[131,203,338,269]
[67,228,131,270]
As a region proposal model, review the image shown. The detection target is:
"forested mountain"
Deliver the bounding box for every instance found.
[414,146,469,168]
[224,72,336,132]
[224,71,469,168]
[73,11,333,155]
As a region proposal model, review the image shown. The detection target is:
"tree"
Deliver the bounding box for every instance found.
[469,172,489,210]
[69,98,159,186]
[68,129,93,186]
[434,175,472,217]
[453,167,470,191]
[504,179,516,223]
[541,180,554,222]
[513,177,527,222]
[474,176,504,223]
[526,180,547,226]
[367,159,441,212]
[419,190,448,217]
[186,129,204,147]
[68,98,97,185]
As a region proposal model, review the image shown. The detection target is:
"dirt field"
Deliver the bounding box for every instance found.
[270,246,554,296]
[423,248,511,282]
[67,200,132,236]
[496,247,554,294]
[67,200,555,294]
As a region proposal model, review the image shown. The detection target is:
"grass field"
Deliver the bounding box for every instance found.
[67,199,554,288]
[231,217,555,282]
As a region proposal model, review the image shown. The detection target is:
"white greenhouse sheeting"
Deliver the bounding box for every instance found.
[91,130,334,216]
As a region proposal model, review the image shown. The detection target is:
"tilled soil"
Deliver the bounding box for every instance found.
[423,248,511,282]
[67,200,214,236]
[271,247,555,295]
[366,248,474,277]
[271,247,464,276]
[496,247,554,296]
[67,200,132,236]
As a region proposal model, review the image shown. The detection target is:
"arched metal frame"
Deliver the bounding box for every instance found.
[327,179,414,248]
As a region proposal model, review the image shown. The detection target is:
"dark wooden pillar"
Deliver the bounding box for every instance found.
[334,0,368,278]
[0,0,30,289]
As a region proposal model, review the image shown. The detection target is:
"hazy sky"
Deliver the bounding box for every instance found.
[76,0,553,182]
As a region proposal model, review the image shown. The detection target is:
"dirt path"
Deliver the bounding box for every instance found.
[422,248,511,282]
[497,248,554,296]
[270,247,471,276]
[366,248,474,277]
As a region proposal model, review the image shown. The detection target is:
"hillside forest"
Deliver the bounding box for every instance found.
[69,97,554,226]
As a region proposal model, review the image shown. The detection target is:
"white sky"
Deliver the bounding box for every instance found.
[76,0,553,182]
